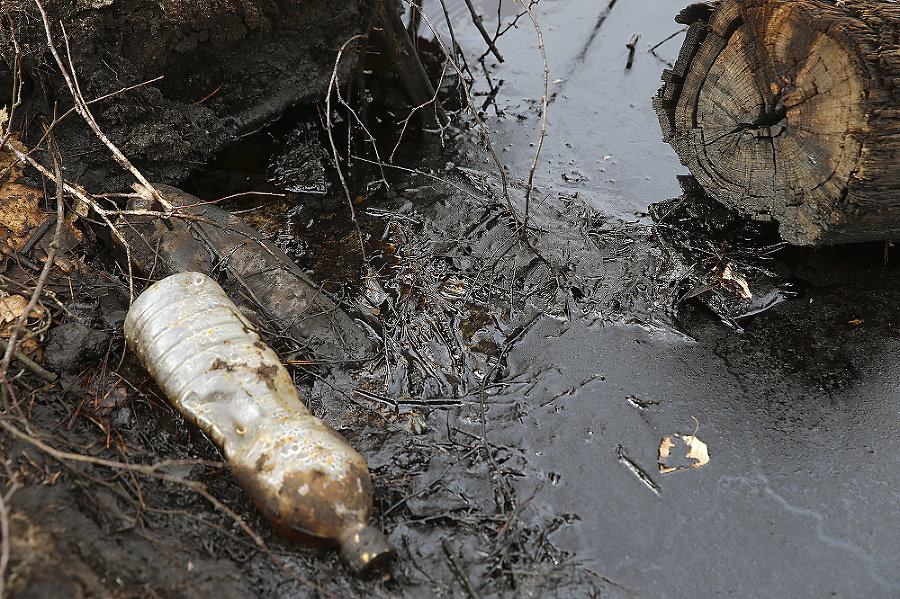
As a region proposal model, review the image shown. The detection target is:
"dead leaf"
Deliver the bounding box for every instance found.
[0,134,83,270]
[0,132,28,181]
[719,263,752,300]
[0,182,46,251]
[0,293,44,338]
[659,433,709,474]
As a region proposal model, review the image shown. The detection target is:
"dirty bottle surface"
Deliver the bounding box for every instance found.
[124,272,391,574]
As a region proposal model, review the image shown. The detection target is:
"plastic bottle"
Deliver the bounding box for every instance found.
[124,272,391,574]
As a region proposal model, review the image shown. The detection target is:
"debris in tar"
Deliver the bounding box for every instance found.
[658,433,709,474]
[125,272,392,574]
[0,293,46,355]
[120,183,375,362]
[616,445,661,495]
[626,395,660,410]
[626,33,640,69]
[715,263,752,300]
[649,176,793,326]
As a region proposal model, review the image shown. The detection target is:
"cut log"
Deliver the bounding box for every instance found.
[655,0,900,245]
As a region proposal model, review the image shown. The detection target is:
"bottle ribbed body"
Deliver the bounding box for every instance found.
[124,272,390,573]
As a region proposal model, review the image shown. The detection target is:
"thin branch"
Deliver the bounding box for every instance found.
[31,0,167,209]
[0,127,65,378]
[518,0,549,231]
[0,463,20,599]
[377,0,449,130]
[481,0,539,62]
[406,1,512,208]
[442,538,482,599]
[389,58,452,161]
[0,129,139,301]
[0,338,56,382]
[326,35,369,265]
[462,0,504,62]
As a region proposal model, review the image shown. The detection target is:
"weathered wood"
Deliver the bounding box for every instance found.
[656,0,900,245]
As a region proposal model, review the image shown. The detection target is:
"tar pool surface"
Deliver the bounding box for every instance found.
[415,0,900,595]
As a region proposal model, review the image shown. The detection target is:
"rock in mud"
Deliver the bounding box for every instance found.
[43,322,110,373]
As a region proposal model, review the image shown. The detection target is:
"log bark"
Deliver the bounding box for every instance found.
[655,0,900,245]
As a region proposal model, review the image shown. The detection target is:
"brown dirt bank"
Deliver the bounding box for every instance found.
[2,0,367,189]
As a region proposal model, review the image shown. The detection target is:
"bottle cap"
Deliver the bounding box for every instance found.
[340,525,392,575]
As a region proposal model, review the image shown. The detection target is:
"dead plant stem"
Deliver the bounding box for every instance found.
[0,129,65,379]
[462,0,504,63]
[32,0,164,207]
[477,314,541,511]
[32,0,180,299]
[406,1,512,209]
[326,35,368,264]
[0,470,20,599]
[483,1,539,62]
[1,117,139,301]
[0,339,56,382]
[0,7,23,181]
[518,0,549,231]
[441,537,482,599]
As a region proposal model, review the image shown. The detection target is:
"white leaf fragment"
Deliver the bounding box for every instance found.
[658,433,709,474]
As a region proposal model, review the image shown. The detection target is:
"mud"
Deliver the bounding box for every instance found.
[2,0,366,188]
[4,1,900,598]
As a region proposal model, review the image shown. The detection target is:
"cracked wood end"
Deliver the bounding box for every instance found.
[656,0,900,245]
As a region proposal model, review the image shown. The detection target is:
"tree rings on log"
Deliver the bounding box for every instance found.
[655,0,900,245]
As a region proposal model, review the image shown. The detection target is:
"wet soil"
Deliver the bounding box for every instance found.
[2,0,366,189]
[5,1,900,598]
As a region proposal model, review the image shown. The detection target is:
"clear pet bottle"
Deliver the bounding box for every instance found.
[124,272,391,573]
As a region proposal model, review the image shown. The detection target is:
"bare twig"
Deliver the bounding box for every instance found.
[377,0,449,130]
[383,448,478,517]
[0,9,23,183]
[0,127,65,379]
[406,2,512,208]
[31,0,166,208]
[7,4,168,301]
[518,0,549,231]
[436,0,464,63]
[442,537,482,599]
[0,461,21,599]
[389,58,452,161]
[477,314,541,510]
[650,27,687,52]
[482,0,540,62]
[326,34,368,264]
[1,139,135,246]
[325,34,389,186]
[462,0,504,63]
[0,338,56,382]
[626,33,640,69]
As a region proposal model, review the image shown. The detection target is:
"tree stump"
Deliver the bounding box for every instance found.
[655,0,900,245]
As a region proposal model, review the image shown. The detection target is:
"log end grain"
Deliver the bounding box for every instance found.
[657,0,900,245]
